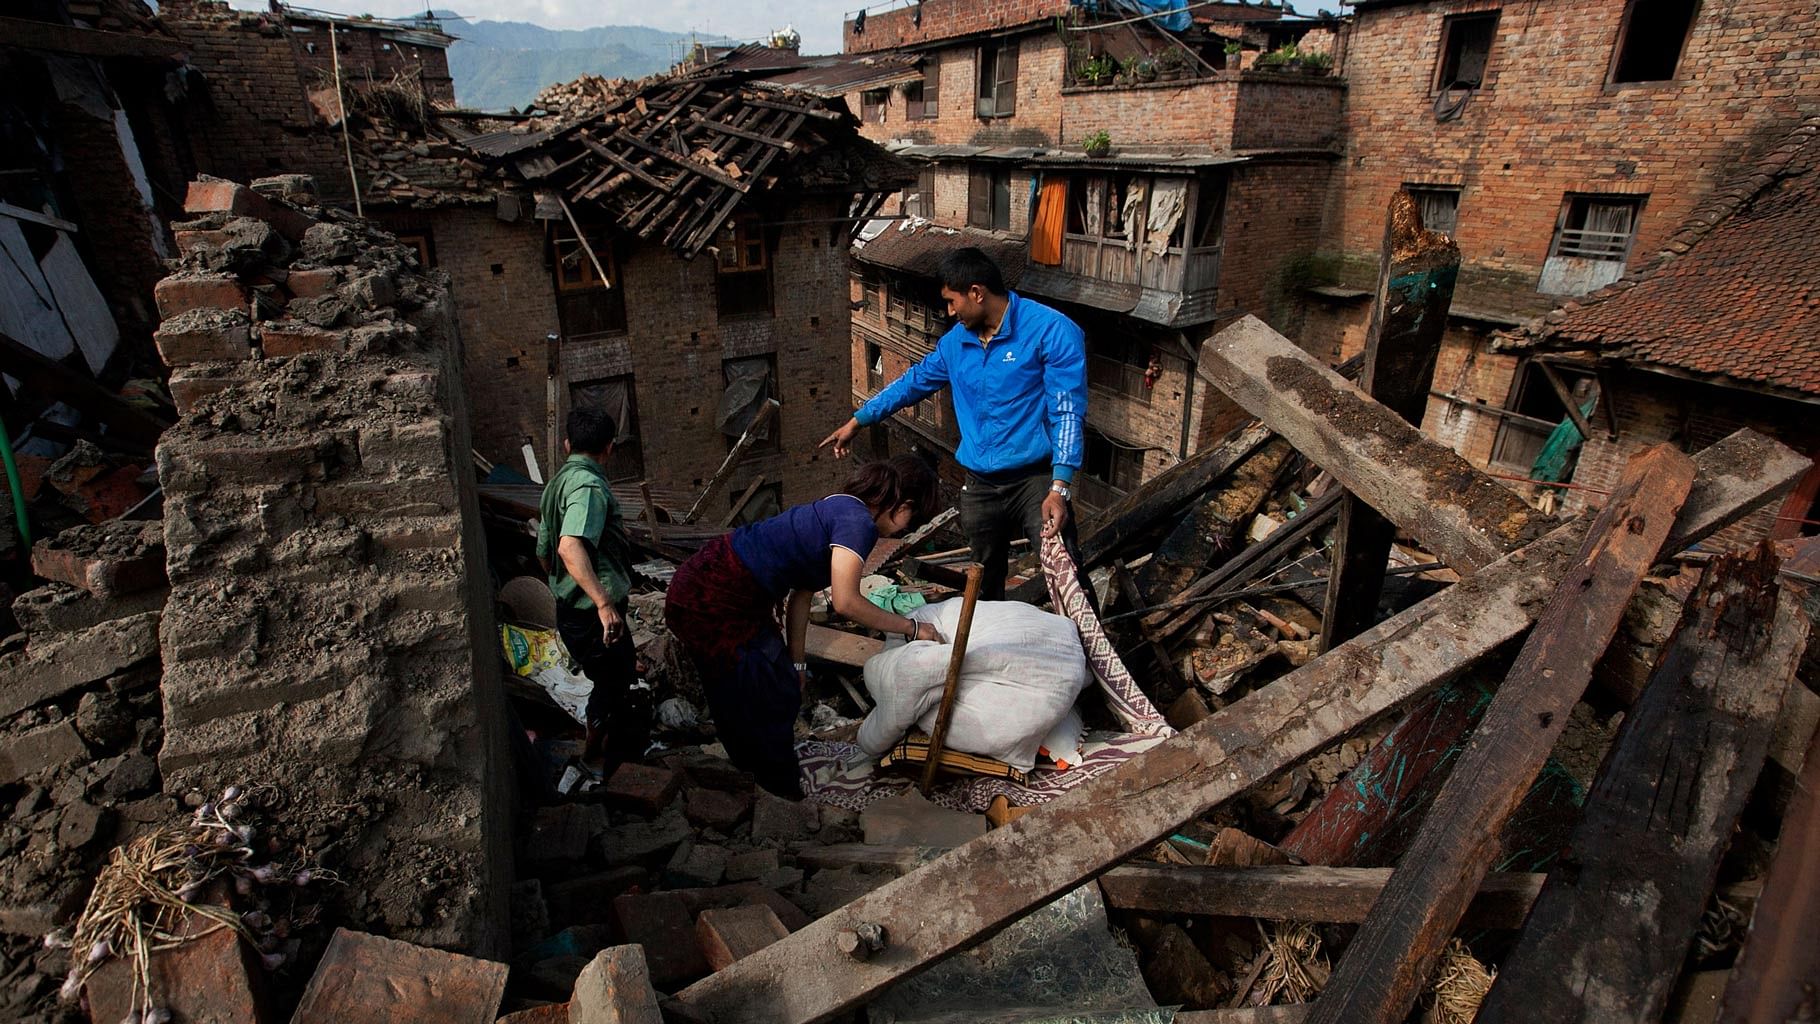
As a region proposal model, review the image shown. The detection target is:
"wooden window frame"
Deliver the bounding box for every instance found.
[968,165,1011,232]
[975,38,1019,118]
[1606,0,1701,85]
[715,213,773,319]
[1547,193,1645,262]
[1404,184,1461,237]
[552,226,627,337]
[861,88,888,123]
[907,70,939,120]
[1432,11,1500,93]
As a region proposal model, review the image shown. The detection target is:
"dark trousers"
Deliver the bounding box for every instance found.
[960,464,1093,602]
[556,600,650,770]
[702,627,805,801]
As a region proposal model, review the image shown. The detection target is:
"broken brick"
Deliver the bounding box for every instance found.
[750,790,820,844]
[0,721,90,785]
[601,808,691,867]
[664,840,729,888]
[291,928,508,1024]
[10,581,166,636]
[684,787,752,832]
[286,266,343,299]
[602,762,683,816]
[30,527,166,600]
[695,905,788,971]
[184,177,317,241]
[609,891,709,987]
[674,882,810,932]
[85,896,268,1024]
[570,946,663,1024]
[526,803,607,867]
[260,321,348,357]
[723,848,779,882]
[497,1004,568,1024]
[155,309,252,366]
[155,274,253,318]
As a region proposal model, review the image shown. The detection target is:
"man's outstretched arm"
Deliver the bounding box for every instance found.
[820,344,951,457]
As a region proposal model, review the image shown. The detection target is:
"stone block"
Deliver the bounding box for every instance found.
[0,720,87,785]
[542,866,647,931]
[683,787,751,832]
[750,789,820,845]
[601,809,691,867]
[155,274,252,318]
[608,892,708,987]
[0,609,161,716]
[860,788,987,849]
[723,848,778,883]
[602,763,682,817]
[663,840,728,888]
[260,320,348,357]
[570,946,663,1024]
[85,895,268,1024]
[155,309,253,366]
[10,582,166,635]
[347,272,398,309]
[673,883,810,933]
[173,227,237,256]
[291,928,508,1024]
[694,905,788,971]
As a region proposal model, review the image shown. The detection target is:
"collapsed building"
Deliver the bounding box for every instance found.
[0,0,1817,1023]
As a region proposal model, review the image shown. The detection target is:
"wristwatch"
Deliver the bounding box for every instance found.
[1050,481,1072,500]
[792,661,809,673]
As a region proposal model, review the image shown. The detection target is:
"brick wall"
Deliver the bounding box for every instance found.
[286,19,455,105]
[850,34,1068,148]
[1328,0,1820,287]
[843,0,1073,54]
[153,178,511,954]
[1215,160,1337,324]
[1231,76,1346,150]
[1060,78,1238,149]
[445,201,853,507]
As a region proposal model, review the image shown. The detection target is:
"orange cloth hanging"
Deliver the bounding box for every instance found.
[1030,178,1067,265]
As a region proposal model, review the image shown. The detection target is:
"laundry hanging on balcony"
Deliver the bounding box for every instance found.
[1031,178,1067,265]
[1144,179,1186,258]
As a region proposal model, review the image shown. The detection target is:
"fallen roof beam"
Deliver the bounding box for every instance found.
[1476,545,1808,1024]
[1309,443,1697,1024]
[670,435,1785,1024]
[1076,421,1274,570]
[0,16,186,58]
[1099,863,1541,929]
[1200,316,1545,573]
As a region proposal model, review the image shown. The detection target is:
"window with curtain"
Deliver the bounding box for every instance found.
[568,375,644,481]
[1551,194,1643,260]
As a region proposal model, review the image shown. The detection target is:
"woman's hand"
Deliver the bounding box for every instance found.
[913,620,948,644]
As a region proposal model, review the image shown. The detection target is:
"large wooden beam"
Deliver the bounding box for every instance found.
[1309,444,1697,1024]
[1718,698,1820,1024]
[671,436,1782,1024]
[1201,316,1545,573]
[1476,544,1809,1024]
[0,16,186,59]
[1099,863,1541,929]
[1077,422,1274,570]
[1321,192,1459,651]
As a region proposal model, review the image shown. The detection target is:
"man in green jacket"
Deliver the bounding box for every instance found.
[537,407,649,771]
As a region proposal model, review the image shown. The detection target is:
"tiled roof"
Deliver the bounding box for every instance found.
[851,219,1028,288]
[1499,116,1820,400]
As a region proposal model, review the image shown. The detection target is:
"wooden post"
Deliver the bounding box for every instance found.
[920,564,983,795]
[1320,191,1459,652]
[685,399,779,523]
[545,332,562,481]
[1098,863,1542,929]
[1477,544,1809,1024]
[669,429,1799,1024]
[1718,687,1820,1024]
[718,476,766,529]
[640,480,660,544]
[1535,359,1598,449]
[1308,444,1697,1024]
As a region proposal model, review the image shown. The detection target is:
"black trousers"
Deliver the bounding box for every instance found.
[556,600,650,770]
[960,464,1093,602]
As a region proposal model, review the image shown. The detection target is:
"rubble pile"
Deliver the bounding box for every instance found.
[0,520,169,1021]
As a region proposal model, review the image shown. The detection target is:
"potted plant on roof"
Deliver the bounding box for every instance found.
[1224,40,1244,71]
[1078,53,1117,87]
[1155,47,1189,81]
[1301,49,1333,76]
[1258,44,1299,73]
[1083,129,1113,158]
[1130,55,1159,83]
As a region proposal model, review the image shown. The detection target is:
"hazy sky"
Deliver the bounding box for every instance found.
[248,0,865,54]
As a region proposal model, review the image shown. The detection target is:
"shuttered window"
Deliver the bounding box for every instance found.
[976,39,1018,117]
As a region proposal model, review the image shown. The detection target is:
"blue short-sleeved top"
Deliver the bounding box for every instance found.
[729,495,879,597]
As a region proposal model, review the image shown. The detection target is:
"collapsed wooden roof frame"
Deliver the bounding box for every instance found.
[495,70,875,259]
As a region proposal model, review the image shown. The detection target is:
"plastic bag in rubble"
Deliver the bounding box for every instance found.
[532,664,593,725]
[500,623,566,677]
[656,697,700,731]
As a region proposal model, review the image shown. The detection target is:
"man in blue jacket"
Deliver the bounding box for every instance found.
[820,247,1089,600]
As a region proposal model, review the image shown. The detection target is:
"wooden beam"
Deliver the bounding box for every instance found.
[1535,358,1597,448]
[1718,698,1820,1024]
[0,329,171,440]
[805,625,883,669]
[688,111,800,150]
[1076,422,1275,570]
[579,135,673,192]
[670,433,1791,1024]
[718,476,766,529]
[1138,438,1293,602]
[1175,1008,1310,1024]
[1477,544,1808,1024]
[1098,863,1542,929]
[1321,191,1459,651]
[1150,489,1342,638]
[1200,316,1546,574]
[611,129,751,193]
[684,399,779,522]
[0,16,186,58]
[1308,444,1697,1024]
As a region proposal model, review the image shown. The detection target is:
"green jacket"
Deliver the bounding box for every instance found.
[536,454,632,612]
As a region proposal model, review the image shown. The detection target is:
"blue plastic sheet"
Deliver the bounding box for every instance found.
[1085,0,1193,33]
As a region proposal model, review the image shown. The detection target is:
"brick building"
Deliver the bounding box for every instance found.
[819,0,1343,512]
[1492,115,1820,543]
[159,0,454,206]
[1297,0,1820,486]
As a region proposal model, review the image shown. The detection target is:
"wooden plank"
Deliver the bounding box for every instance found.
[805,625,884,669]
[1098,863,1542,929]
[671,439,1785,1024]
[684,400,779,522]
[1322,191,1459,651]
[0,329,171,439]
[1137,439,1293,601]
[718,476,766,529]
[1076,422,1275,570]
[580,134,673,191]
[1175,1008,1310,1024]
[0,15,185,58]
[689,110,800,150]
[1151,489,1342,638]
[1200,316,1546,574]
[1536,358,1597,448]
[1717,696,1820,1024]
[1308,444,1697,1024]
[1477,545,1809,1024]
[612,129,750,193]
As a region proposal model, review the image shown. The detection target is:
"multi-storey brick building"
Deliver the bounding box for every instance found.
[821,0,1344,511]
[1298,0,1820,486]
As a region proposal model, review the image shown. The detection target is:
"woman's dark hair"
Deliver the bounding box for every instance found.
[937,247,1007,296]
[842,455,942,528]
